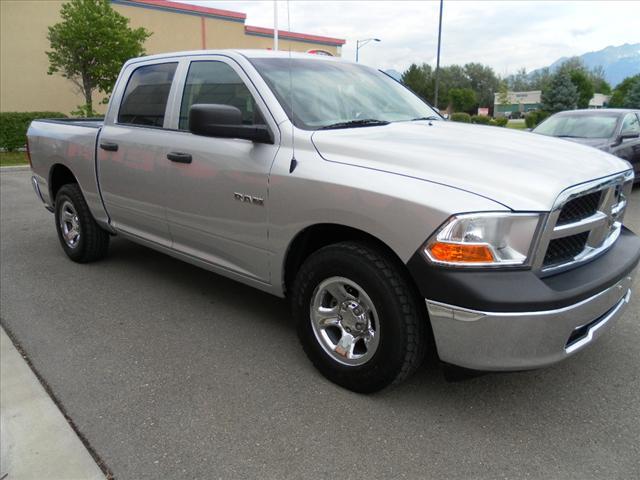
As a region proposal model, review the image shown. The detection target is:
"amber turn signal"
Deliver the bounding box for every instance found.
[428,242,495,263]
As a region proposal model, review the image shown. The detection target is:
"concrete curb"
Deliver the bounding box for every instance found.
[0,165,30,172]
[0,327,106,480]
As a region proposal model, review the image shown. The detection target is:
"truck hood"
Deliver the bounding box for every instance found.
[311,121,631,211]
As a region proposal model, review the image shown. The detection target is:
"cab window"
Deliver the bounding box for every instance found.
[179,61,264,131]
[118,62,177,127]
[620,113,640,134]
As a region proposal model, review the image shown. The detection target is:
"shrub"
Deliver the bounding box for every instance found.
[450,112,471,123]
[489,119,498,126]
[0,111,67,151]
[495,117,508,127]
[525,110,550,129]
[536,110,550,125]
[471,115,491,125]
[525,111,538,129]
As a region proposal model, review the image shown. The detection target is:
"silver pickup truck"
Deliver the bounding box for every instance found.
[28,50,639,392]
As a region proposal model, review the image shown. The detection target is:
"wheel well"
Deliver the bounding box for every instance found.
[283,224,406,296]
[49,164,77,204]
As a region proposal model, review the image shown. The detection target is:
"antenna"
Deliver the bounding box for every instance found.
[287,0,297,173]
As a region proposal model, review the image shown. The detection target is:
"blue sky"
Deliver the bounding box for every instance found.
[181,1,640,75]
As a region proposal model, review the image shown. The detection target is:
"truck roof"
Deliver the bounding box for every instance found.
[125,49,344,66]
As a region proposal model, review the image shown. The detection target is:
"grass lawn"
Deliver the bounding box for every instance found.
[0,151,29,167]
[507,120,527,130]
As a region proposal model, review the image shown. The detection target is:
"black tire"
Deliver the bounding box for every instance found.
[291,241,427,393]
[54,183,109,263]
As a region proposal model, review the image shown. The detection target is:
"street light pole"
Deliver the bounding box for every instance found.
[434,0,443,110]
[355,38,381,62]
[273,0,279,51]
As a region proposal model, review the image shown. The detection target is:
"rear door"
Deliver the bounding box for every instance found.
[98,60,179,246]
[160,56,280,283]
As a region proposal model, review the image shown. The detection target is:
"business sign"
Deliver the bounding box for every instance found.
[307,49,333,56]
[477,107,489,116]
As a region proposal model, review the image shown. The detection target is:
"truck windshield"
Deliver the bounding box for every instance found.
[534,114,619,139]
[251,58,440,130]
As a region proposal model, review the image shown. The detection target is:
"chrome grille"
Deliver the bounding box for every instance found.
[534,171,634,275]
[556,191,602,225]
[544,232,589,266]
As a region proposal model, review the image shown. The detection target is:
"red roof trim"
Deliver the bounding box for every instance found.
[126,0,246,20]
[245,25,345,46]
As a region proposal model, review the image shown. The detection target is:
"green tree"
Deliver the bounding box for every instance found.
[507,67,531,91]
[623,81,640,108]
[46,0,151,116]
[463,62,499,107]
[497,81,510,105]
[556,57,585,76]
[542,73,579,112]
[401,63,433,102]
[448,88,477,113]
[528,67,553,92]
[609,74,640,107]
[589,65,611,94]
[436,65,470,109]
[569,70,595,109]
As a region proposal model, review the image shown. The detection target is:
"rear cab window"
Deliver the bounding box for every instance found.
[118,62,178,127]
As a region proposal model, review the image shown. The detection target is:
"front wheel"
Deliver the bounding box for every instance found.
[291,242,427,393]
[54,183,110,263]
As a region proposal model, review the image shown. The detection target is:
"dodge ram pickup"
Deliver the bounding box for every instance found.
[28,50,639,392]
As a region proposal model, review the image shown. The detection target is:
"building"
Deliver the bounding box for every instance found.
[0,0,345,114]
[494,90,614,117]
[588,93,611,109]
[493,90,542,118]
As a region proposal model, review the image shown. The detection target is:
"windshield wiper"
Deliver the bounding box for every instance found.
[557,135,586,138]
[410,116,440,121]
[319,119,390,130]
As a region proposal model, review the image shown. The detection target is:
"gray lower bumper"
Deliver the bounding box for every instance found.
[426,270,636,371]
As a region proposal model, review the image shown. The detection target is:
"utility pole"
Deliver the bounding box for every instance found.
[274,0,279,51]
[433,0,443,110]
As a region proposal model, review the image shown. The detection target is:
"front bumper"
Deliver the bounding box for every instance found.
[407,227,640,371]
[426,273,633,370]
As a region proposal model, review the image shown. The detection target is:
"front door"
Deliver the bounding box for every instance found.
[161,58,279,283]
[611,112,640,164]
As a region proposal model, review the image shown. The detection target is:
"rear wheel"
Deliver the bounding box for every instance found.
[291,241,427,393]
[54,183,109,263]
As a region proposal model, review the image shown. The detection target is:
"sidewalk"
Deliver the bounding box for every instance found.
[0,327,105,480]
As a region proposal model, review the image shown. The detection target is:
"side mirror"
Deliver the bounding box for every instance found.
[188,104,273,144]
[613,131,640,146]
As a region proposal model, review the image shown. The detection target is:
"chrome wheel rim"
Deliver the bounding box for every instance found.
[59,200,80,249]
[310,276,380,366]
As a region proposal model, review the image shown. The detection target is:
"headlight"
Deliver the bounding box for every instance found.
[424,212,542,267]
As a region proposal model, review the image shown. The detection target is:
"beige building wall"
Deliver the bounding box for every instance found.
[0,0,106,113]
[1,0,343,115]
[112,2,205,53]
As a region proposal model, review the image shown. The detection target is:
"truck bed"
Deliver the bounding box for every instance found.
[34,118,104,129]
[27,118,108,225]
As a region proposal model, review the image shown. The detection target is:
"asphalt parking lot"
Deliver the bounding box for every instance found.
[1,169,639,480]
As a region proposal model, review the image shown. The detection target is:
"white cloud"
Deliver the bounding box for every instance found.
[180,1,640,75]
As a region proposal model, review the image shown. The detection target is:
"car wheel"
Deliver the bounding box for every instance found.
[54,183,109,263]
[291,241,427,393]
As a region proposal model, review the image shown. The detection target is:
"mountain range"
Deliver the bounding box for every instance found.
[389,43,639,87]
[536,43,640,86]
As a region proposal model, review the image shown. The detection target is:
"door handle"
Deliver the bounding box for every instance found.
[167,152,192,164]
[99,142,118,152]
